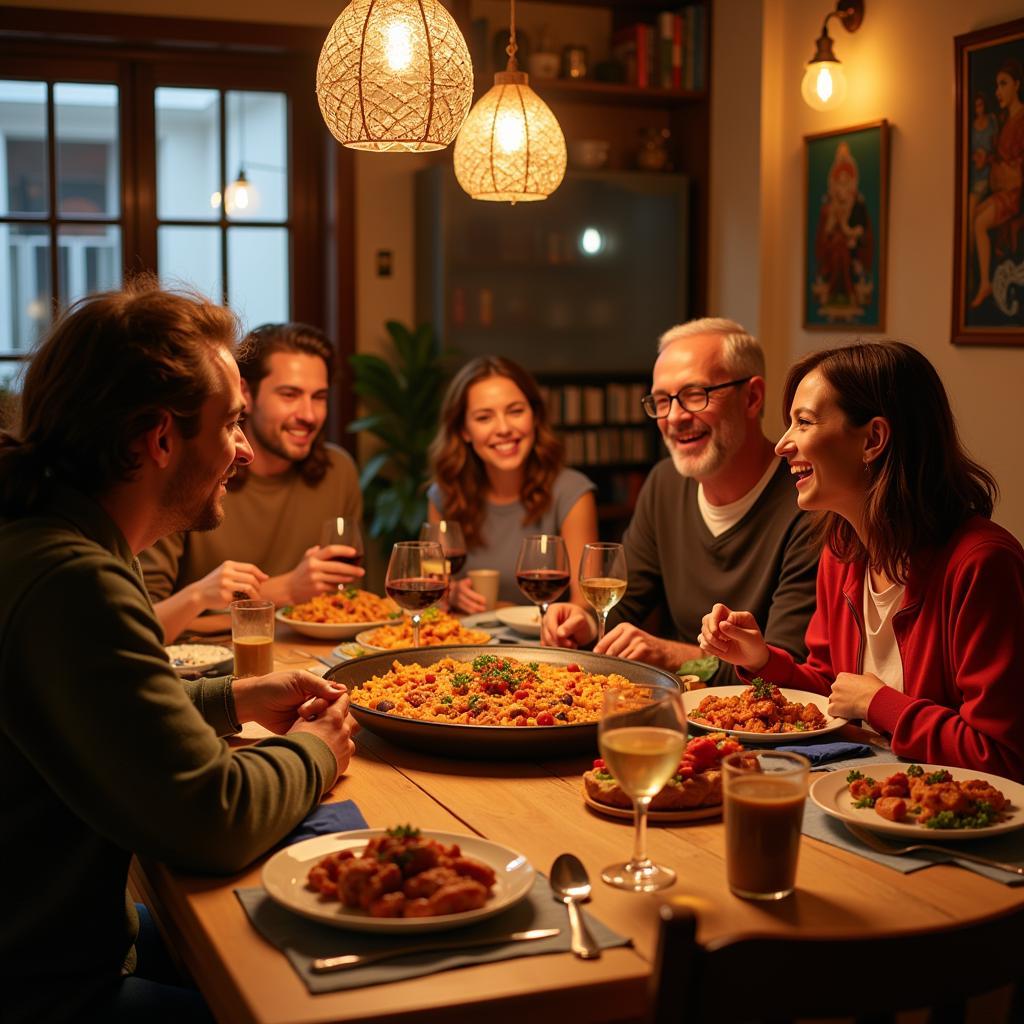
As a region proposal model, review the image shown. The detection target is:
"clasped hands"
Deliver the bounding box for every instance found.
[697,602,884,721]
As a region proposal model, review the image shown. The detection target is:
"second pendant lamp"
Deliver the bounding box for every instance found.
[453,0,566,203]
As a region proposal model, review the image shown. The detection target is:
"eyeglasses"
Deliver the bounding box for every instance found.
[640,377,752,419]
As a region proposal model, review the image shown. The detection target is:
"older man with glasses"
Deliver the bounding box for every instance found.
[543,317,819,684]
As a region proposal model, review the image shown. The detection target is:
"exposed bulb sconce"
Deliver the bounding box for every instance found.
[453,0,566,203]
[801,0,864,111]
[316,0,474,152]
[224,169,253,214]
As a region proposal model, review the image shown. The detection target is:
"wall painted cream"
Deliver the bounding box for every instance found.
[756,0,1024,540]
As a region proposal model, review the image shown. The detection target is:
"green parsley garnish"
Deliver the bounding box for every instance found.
[528,661,539,671]
[386,824,420,839]
[925,770,950,785]
[467,694,482,709]
[342,587,359,599]
[750,677,774,700]
[846,770,865,783]
[906,764,924,777]
[472,654,498,672]
[440,695,453,705]
[451,672,472,692]
[853,796,877,809]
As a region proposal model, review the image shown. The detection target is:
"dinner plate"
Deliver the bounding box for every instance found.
[261,828,535,933]
[495,605,542,638]
[683,685,847,743]
[164,643,233,675]
[809,762,1024,841]
[275,608,395,640]
[581,789,721,823]
[354,626,495,652]
[324,645,681,759]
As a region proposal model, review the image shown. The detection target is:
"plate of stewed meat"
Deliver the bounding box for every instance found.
[261,825,535,932]
[809,763,1024,840]
[682,679,846,743]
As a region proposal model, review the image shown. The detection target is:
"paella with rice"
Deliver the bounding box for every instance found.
[281,588,398,624]
[359,608,491,650]
[354,653,638,727]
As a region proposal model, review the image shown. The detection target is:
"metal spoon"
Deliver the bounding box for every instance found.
[550,853,601,960]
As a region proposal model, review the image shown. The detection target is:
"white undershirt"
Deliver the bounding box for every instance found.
[861,567,905,693]
[697,459,779,537]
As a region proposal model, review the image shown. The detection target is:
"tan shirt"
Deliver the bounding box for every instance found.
[862,566,906,692]
[141,443,362,601]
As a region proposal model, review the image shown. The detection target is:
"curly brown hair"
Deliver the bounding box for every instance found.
[428,356,564,550]
[782,342,996,583]
[0,275,237,516]
[231,321,335,489]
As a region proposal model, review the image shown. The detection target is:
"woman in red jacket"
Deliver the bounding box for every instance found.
[699,341,1024,780]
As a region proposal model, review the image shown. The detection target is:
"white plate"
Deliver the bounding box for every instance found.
[810,762,1024,841]
[354,626,495,652]
[261,828,534,933]
[683,685,847,742]
[582,788,721,823]
[164,643,233,674]
[275,608,395,640]
[495,605,542,638]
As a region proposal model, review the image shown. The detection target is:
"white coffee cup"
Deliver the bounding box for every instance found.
[467,569,501,610]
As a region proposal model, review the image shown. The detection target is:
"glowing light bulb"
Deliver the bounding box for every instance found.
[225,171,255,215]
[233,183,250,210]
[383,19,414,72]
[210,190,222,209]
[801,60,847,111]
[494,110,526,154]
[580,228,603,256]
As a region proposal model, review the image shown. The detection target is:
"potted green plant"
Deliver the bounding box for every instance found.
[347,320,452,555]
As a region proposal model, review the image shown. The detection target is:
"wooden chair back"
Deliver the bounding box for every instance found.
[650,900,1024,1024]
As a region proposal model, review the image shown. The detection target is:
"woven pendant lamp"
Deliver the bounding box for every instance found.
[453,0,566,203]
[316,0,474,153]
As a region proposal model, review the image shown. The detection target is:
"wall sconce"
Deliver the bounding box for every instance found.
[801,0,864,111]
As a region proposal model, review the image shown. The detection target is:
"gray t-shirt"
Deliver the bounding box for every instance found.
[428,468,596,603]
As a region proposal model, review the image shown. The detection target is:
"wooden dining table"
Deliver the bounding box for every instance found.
[132,626,1024,1024]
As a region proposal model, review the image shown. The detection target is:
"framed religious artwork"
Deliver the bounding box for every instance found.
[953,17,1024,346]
[803,120,889,331]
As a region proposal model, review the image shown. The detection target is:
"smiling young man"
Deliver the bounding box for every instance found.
[544,317,819,684]
[142,322,363,637]
[0,282,356,1022]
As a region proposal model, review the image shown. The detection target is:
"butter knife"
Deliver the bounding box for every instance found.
[311,927,560,973]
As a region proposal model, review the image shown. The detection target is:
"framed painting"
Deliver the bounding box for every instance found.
[953,17,1024,345]
[804,120,889,331]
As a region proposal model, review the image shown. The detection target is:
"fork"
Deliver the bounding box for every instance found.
[844,822,1024,875]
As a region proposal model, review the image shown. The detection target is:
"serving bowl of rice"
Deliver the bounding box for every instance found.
[325,645,680,758]
[356,610,494,651]
[277,589,400,639]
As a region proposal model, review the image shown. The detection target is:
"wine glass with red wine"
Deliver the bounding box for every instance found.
[515,534,570,627]
[319,517,364,573]
[385,541,448,647]
[419,521,467,577]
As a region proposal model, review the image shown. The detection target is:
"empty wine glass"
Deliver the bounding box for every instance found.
[579,542,627,642]
[599,684,687,892]
[419,521,467,577]
[319,517,364,579]
[515,534,569,626]
[384,541,447,647]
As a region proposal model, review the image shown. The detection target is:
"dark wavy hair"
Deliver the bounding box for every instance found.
[428,356,564,549]
[782,342,997,583]
[231,321,336,489]
[0,275,238,516]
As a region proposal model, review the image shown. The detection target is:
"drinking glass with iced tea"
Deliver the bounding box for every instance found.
[230,599,275,677]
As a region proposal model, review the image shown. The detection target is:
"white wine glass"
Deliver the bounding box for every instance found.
[515,534,570,626]
[598,684,686,892]
[384,541,447,648]
[579,542,627,642]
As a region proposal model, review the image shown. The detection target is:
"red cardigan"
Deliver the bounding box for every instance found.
[753,516,1024,782]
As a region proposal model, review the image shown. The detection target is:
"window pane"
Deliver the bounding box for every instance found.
[226,91,287,221]
[156,87,220,221]
[0,80,48,216]
[159,225,223,302]
[57,224,120,306]
[228,226,288,327]
[1,224,51,355]
[54,83,119,217]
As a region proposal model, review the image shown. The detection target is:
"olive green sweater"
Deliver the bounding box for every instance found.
[0,485,338,1023]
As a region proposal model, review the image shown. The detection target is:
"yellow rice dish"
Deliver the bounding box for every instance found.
[355,653,637,727]
[282,589,398,624]
[361,609,491,650]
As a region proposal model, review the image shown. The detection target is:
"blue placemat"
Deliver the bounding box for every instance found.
[283,801,368,845]
[237,873,630,993]
[776,741,875,766]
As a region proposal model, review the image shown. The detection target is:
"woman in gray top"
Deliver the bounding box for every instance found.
[428,356,597,610]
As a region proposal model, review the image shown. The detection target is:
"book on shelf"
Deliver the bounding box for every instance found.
[609,7,706,93]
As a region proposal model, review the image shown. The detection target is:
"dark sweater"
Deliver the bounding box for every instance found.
[610,458,819,684]
[0,484,337,1023]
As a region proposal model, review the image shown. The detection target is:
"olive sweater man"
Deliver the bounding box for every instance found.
[0,485,337,1023]
[140,442,361,601]
[609,458,819,684]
